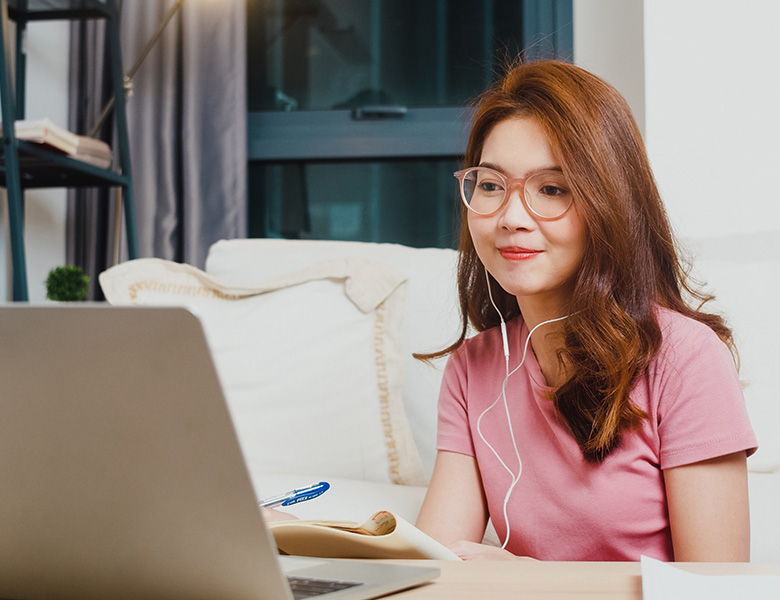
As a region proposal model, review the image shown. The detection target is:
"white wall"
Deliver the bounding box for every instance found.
[575,0,780,241]
[643,0,780,240]
[573,0,645,136]
[0,21,69,302]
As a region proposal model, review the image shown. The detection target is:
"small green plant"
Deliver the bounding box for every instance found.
[45,265,90,302]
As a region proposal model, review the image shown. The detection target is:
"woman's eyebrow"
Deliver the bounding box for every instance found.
[476,161,564,176]
[477,161,503,172]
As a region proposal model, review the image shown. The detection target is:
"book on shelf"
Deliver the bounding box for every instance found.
[1,118,113,169]
[269,510,460,560]
[4,118,80,155]
[73,135,113,169]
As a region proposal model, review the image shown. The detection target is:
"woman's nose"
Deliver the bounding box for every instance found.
[498,187,536,230]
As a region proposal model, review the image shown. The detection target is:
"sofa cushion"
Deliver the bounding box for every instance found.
[748,472,780,562]
[99,257,426,486]
[685,231,780,473]
[205,239,462,478]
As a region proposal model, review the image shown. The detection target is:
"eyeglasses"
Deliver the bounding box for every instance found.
[454,166,574,220]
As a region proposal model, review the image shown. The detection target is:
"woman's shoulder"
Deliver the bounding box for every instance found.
[652,306,733,367]
[655,306,722,344]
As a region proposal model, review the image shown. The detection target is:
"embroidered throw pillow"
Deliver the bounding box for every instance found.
[99,258,426,487]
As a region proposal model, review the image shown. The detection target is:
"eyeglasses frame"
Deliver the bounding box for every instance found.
[453,166,574,221]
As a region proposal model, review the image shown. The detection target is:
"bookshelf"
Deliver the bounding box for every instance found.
[0,0,138,301]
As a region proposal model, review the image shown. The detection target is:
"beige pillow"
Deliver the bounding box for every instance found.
[99,258,426,486]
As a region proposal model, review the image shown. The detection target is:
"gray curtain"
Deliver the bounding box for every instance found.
[68,0,247,298]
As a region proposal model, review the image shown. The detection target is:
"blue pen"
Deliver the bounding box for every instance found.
[259,481,330,508]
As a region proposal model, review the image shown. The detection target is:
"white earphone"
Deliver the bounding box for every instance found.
[478,267,570,549]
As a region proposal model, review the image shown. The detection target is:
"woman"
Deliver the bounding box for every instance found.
[415,60,756,562]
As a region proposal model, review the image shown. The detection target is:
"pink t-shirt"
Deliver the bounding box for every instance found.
[437,308,757,561]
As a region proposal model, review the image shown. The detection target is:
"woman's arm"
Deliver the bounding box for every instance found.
[417,450,528,560]
[664,450,750,561]
[416,450,489,545]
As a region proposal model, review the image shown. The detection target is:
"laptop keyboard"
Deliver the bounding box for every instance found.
[287,575,362,599]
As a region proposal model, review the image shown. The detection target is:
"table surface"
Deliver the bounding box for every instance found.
[384,560,780,599]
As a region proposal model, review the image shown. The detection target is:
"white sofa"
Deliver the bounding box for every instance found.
[99,233,780,562]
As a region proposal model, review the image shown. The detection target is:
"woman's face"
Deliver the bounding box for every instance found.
[467,116,587,312]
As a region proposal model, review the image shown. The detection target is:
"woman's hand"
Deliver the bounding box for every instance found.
[448,540,535,561]
[261,506,298,522]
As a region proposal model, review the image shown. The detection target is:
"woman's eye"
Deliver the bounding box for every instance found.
[538,184,569,197]
[477,181,504,193]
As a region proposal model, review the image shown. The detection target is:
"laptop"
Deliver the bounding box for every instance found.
[0,304,439,600]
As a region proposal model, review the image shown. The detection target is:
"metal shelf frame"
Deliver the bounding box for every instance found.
[0,0,137,301]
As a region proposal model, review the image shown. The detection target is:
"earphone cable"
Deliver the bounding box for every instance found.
[479,267,571,549]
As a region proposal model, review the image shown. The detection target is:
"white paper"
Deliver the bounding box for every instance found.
[641,555,780,600]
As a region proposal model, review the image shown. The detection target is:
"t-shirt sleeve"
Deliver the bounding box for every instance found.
[436,349,477,457]
[655,318,757,469]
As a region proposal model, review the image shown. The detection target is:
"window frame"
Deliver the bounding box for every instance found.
[247,107,475,162]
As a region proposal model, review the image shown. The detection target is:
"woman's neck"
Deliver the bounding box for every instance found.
[517,295,571,388]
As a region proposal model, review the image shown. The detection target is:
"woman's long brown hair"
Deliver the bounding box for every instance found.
[420,59,734,462]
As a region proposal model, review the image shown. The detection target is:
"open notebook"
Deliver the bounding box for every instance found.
[0,304,439,600]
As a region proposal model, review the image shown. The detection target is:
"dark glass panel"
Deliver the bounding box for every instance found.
[247,0,570,112]
[249,159,462,248]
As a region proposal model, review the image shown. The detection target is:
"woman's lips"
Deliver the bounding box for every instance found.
[498,246,542,260]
